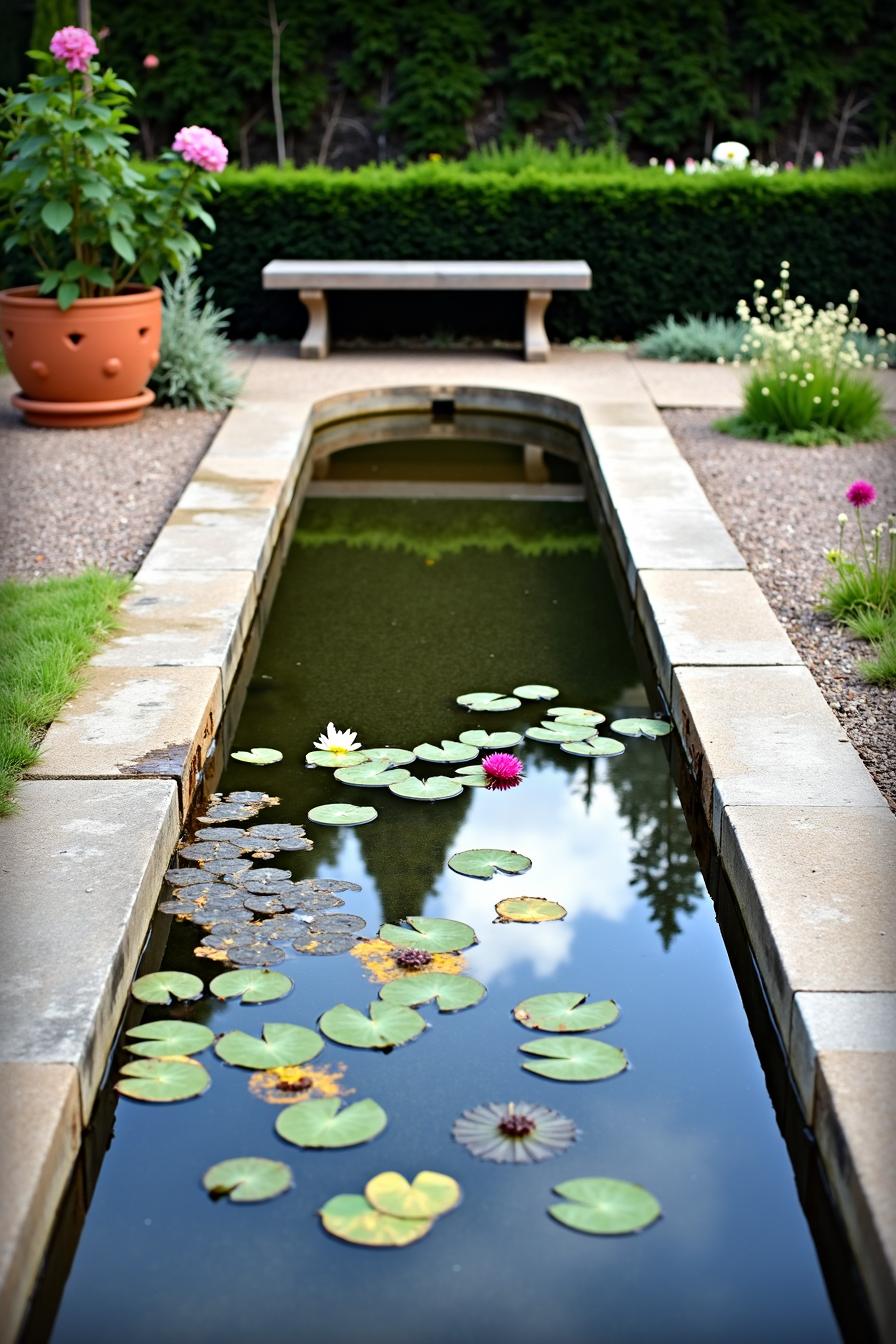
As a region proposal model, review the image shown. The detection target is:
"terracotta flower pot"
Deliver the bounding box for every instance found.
[0,285,162,428]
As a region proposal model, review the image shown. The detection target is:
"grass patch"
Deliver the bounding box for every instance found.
[0,570,130,815]
[858,620,896,685]
[713,413,891,447]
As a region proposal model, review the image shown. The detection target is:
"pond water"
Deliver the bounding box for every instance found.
[43,466,842,1343]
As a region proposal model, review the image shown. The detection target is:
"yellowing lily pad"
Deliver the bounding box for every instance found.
[519,1036,629,1081]
[495,897,566,923]
[214,1023,324,1070]
[124,1020,214,1058]
[131,970,204,1006]
[231,747,283,765]
[365,1170,461,1220]
[549,1177,661,1235]
[275,1097,387,1148]
[115,1058,210,1103]
[209,969,293,1004]
[513,992,619,1033]
[320,1193,432,1247]
[202,1157,292,1204]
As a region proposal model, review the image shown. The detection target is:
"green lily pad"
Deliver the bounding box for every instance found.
[378,915,477,953]
[458,729,522,749]
[453,765,488,788]
[520,1036,629,1081]
[551,714,609,730]
[308,803,378,826]
[202,1157,293,1204]
[547,707,606,723]
[214,1022,324,1070]
[115,1058,210,1103]
[320,1193,432,1247]
[275,1097,387,1148]
[495,897,566,923]
[131,971,204,1006]
[513,992,620,1033]
[305,749,372,768]
[513,684,559,700]
[363,747,417,767]
[456,692,522,712]
[413,739,480,764]
[209,969,293,1004]
[448,848,532,880]
[526,723,595,744]
[365,1170,461,1220]
[231,748,283,765]
[560,738,625,757]
[318,1001,427,1049]
[379,972,486,1013]
[124,1020,215,1058]
[549,1178,661,1235]
[334,762,411,788]
[388,776,463,802]
[610,718,672,739]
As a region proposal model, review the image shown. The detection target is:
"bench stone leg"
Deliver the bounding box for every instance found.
[524,289,552,361]
[299,289,330,359]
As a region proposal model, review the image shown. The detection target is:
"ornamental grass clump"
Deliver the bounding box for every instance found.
[716,262,895,446]
[820,480,896,686]
[151,265,240,411]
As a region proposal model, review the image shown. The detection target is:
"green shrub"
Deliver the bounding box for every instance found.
[462,136,633,175]
[637,314,747,362]
[151,266,241,411]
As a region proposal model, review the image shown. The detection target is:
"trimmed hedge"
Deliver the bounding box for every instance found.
[195,165,896,342]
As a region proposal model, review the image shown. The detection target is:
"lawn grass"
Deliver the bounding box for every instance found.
[0,570,130,815]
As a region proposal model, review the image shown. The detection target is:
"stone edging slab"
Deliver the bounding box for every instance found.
[1,349,892,1340]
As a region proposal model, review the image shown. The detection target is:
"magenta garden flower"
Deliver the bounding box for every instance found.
[49,26,98,72]
[482,752,524,791]
[846,480,877,508]
[173,126,229,174]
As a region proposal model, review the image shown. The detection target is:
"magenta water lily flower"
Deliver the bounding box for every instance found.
[845,480,876,508]
[482,752,524,791]
[172,126,229,173]
[49,26,98,73]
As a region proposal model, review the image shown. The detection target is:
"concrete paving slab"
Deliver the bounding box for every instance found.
[633,358,745,408]
[177,476,284,514]
[25,665,221,808]
[203,398,310,459]
[0,779,179,1116]
[0,1062,81,1343]
[89,570,255,696]
[596,450,710,511]
[673,665,885,837]
[790,991,896,1118]
[139,507,277,586]
[721,806,896,1050]
[609,501,746,595]
[814,1051,896,1340]
[638,569,802,698]
[193,453,301,486]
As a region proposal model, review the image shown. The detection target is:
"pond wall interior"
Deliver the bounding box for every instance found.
[26,423,862,1343]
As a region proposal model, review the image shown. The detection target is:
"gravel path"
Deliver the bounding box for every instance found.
[666,410,896,811]
[0,378,223,581]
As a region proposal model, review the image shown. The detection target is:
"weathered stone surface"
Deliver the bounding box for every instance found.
[610,502,745,594]
[0,780,179,1116]
[674,665,885,838]
[721,806,896,1050]
[790,991,896,1118]
[90,570,255,696]
[177,475,285,514]
[202,399,311,459]
[638,569,802,697]
[0,1062,81,1343]
[139,507,278,585]
[815,1051,896,1341]
[25,665,221,808]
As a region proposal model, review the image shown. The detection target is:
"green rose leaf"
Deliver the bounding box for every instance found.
[56,281,80,310]
[379,972,486,1013]
[275,1097,387,1148]
[448,848,532,880]
[124,1019,214,1058]
[131,970,203,1005]
[202,1157,292,1204]
[115,1058,210,1103]
[308,803,378,826]
[320,1193,432,1247]
[109,228,136,263]
[519,1036,629,1081]
[388,776,463,802]
[549,1178,661,1235]
[413,739,480,764]
[214,1022,324,1070]
[513,992,620,1033]
[318,1001,427,1049]
[609,718,672,739]
[458,729,522,748]
[209,969,293,1004]
[513,684,559,700]
[378,915,477,953]
[231,747,283,765]
[456,692,522,712]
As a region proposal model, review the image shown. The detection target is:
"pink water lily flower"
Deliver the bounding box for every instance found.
[172,125,228,173]
[482,752,524,791]
[49,26,98,73]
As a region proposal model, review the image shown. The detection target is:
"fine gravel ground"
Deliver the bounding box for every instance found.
[0,383,223,581]
[666,409,896,812]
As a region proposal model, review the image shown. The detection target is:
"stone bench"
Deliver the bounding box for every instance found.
[261,260,592,361]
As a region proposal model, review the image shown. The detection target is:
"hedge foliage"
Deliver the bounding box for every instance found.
[192,164,896,341]
[21,0,896,166]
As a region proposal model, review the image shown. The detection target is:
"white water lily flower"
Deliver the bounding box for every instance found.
[712,140,749,167]
[313,722,362,754]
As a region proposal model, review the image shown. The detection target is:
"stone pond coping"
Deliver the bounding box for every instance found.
[1,347,893,1340]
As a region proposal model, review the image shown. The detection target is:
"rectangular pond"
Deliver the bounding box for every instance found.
[33,434,848,1344]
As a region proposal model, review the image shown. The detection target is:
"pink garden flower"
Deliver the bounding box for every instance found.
[172,125,228,173]
[813,150,824,169]
[482,752,524,791]
[49,26,98,73]
[143,53,160,69]
[845,480,876,508]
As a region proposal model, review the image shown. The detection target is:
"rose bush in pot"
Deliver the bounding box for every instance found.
[0,28,227,426]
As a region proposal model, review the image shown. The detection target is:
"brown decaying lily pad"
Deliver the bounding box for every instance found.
[248,1061,352,1105]
[198,791,280,824]
[178,840,245,863]
[309,913,367,934]
[291,930,358,957]
[350,938,467,986]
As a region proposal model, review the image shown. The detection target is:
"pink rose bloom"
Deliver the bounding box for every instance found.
[143,53,160,69]
[172,125,228,173]
[49,26,98,73]
[845,480,876,508]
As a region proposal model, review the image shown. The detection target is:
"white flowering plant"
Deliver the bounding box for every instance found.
[716,261,895,445]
